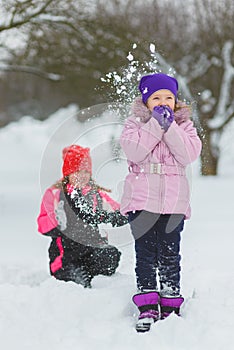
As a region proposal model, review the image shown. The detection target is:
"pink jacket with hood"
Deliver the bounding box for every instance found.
[120,97,202,219]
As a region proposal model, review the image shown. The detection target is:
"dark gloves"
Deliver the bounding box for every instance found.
[152,105,174,132]
[105,210,128,227]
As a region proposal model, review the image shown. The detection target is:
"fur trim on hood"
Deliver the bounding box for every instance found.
[174,101,192,125]
[130,96,191,125]
[130,96,151,122]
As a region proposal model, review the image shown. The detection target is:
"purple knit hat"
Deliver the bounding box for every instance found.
[139,73,178,104]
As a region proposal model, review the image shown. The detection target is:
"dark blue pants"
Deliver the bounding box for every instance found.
[128,211,184,296]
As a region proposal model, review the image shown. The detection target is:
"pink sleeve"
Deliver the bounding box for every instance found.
[37,187,60,234]
[163,120,202,165]
[99,191,120,211]
[120,116,164,163]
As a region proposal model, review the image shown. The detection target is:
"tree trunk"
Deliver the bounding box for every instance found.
[200,128,218,176]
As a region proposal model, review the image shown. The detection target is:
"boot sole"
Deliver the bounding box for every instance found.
[135,317,156,332]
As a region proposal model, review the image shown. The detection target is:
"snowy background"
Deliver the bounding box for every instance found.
[0,104,234,350]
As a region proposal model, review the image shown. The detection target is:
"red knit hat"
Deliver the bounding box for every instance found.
[62,145,92,177]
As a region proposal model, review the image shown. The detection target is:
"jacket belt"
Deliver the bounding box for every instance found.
[128,163,186,176]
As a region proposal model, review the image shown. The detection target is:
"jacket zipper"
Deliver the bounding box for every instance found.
[158,143,165,212]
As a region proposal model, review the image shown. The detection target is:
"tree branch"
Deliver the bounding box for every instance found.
[208,40,234,130]
[216,104,234,131]
[0,64,63,81]
[0,0,54,32]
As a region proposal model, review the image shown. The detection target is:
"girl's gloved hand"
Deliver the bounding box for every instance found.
[152,105,174,132]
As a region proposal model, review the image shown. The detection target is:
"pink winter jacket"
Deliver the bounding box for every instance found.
[120,97,202,219]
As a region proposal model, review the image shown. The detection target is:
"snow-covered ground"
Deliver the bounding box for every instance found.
[0,105,234,350]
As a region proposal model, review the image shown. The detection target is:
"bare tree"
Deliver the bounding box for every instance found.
[0,0,54,31]
[0,0,83,81]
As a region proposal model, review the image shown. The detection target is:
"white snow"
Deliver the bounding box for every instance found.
[150,43,156,54]
[127,52,134,61]
[0,105,234,350]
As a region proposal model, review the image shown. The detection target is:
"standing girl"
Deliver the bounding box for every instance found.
[120,73,202,331]
[37,144,127,288]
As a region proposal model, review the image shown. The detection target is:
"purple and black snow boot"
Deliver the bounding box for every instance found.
[160,296,184,319]
[132,291,160,332]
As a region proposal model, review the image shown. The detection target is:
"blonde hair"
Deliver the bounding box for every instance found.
[53,176,111,193]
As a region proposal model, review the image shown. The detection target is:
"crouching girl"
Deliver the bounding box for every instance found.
[37,144,127,288]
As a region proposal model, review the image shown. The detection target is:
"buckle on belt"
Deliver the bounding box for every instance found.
[150,163,162,174]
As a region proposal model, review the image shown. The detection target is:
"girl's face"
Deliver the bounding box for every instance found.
[69,170,91,189]
[146,89,176,112]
